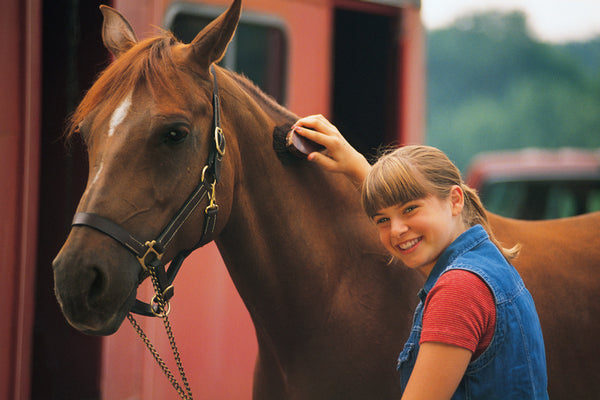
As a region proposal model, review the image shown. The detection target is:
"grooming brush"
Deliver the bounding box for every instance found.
[285,127,325,159]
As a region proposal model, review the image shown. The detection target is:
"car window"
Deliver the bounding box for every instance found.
[480,179,600,220]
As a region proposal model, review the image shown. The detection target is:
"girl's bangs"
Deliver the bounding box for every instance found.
[361,156,428,218]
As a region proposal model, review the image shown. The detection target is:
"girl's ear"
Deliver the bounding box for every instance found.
[449,185,465,216]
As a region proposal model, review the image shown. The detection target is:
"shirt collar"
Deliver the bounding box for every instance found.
[422,224,489,295]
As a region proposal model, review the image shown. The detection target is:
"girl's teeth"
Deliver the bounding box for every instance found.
[399,238,419,250]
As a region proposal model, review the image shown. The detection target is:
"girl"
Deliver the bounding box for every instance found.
[293,115,548,400]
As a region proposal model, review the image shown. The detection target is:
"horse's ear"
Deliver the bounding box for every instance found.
[186,0,241,71]
[100,5,138,57]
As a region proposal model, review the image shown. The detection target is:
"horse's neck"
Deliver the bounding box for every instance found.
[219,120,383,298]
[214,73,410,332]
[218,70,371,256]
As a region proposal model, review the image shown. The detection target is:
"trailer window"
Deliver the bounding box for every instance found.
[164,4,287,104]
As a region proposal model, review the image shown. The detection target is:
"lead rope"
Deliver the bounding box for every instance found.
[127,257,194,400]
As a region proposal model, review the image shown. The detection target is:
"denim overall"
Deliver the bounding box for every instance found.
[397,225,549,399]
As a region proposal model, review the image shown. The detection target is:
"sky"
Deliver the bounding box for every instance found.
[421,0,600,43]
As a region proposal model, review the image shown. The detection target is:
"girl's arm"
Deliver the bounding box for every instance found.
[293,114,371,186]
[401,342,472,400]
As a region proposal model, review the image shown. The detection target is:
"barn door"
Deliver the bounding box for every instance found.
[332,3,400,157]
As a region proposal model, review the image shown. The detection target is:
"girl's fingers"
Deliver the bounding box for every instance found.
[293,125,330,148]
[294,115,339,137]
[307,151,337,171]
[296,114,371,185]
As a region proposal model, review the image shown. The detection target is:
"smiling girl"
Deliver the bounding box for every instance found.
[293,115,548,400]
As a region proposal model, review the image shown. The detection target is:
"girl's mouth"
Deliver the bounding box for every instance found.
[396,237,422,254]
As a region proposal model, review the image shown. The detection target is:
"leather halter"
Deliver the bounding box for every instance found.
[72,65,225,317]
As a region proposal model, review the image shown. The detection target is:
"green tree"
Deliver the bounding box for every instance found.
[425,11,600,172]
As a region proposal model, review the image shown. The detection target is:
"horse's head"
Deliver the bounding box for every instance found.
[53,0,241,335]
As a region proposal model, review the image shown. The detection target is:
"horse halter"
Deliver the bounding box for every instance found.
[71,65,225,317]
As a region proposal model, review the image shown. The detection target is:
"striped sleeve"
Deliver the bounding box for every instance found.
[420,269,496,356]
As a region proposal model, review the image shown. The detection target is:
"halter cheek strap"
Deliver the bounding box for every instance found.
[71,65,225,317]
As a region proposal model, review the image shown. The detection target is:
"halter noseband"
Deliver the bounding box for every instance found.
[71,65,225,317]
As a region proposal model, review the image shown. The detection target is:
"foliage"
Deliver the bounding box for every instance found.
[425,11,600,172]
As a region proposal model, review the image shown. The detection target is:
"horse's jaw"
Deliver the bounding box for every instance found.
[52,232,141,335]
[55,288,135,336]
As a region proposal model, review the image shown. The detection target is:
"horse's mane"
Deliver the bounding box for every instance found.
[66,32,182,142]
[223,69,297,123]
[220,69,302,164]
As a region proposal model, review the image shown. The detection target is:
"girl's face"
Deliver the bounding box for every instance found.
[372,186,466,277]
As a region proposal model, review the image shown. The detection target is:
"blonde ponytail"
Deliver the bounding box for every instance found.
[461,184,520,261]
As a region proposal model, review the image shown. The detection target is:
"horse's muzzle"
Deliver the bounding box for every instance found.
[52,234,140,335]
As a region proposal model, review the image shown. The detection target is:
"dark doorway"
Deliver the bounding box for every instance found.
[332,7,399,160]
[33,0,107,398]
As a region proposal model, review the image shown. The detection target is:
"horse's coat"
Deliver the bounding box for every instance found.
[53,1,600,398]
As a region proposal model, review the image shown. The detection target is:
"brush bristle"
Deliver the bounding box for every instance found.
[273,124,301,165]
[273,124,291,153]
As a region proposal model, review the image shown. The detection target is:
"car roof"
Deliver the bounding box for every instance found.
[465,148,600,189]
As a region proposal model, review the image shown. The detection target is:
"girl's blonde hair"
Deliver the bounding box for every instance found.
[361,145,519,261]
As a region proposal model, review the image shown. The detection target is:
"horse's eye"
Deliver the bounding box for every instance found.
[164,128,188,145]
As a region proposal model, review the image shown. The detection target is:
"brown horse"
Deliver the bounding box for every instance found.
[53,1,600,398]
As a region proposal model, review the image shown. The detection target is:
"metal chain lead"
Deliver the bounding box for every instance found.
[127,261,194,400]
[127,314,191,399]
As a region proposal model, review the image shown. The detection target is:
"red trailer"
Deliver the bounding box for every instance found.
[1,0,41,399]
[2,0,424,398]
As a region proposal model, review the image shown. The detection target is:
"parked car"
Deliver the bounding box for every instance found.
[464,148,600,220]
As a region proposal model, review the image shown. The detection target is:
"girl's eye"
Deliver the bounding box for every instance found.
[163,127,189,145]
[403,205,417,214]
[374,217,390,225]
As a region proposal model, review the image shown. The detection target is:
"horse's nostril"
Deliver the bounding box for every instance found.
[88,266,108,305]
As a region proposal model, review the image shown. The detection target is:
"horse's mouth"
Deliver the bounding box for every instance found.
[55,278,138,336]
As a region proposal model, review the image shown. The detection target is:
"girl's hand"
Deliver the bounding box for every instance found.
[293,114,371,186]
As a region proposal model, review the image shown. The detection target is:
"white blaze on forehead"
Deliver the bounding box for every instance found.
[108,91,133,137]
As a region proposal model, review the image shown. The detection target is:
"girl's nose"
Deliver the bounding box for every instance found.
[390,218,409,236]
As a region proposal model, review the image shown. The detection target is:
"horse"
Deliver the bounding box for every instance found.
[52,1,600,398]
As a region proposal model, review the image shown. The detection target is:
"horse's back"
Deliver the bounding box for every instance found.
[489,211,600,289]
[488,211,600,399]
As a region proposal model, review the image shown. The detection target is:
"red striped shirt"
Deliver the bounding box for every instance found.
[420,269,496,360]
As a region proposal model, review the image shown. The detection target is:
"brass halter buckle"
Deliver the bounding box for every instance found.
[205,181,219,214]
[201,166,219,214]
[136,240,163,272]
[215,126,225,157]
